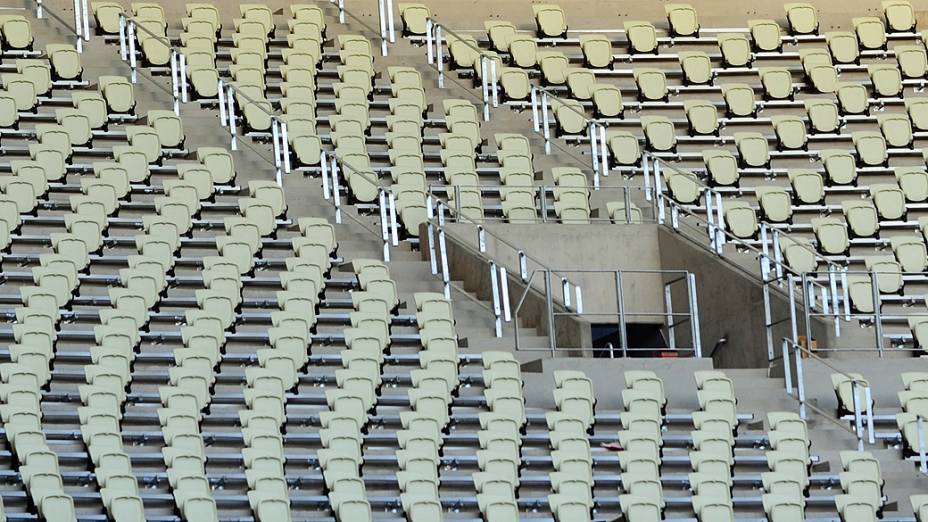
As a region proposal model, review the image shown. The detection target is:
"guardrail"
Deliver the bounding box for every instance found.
[423,19,499,121]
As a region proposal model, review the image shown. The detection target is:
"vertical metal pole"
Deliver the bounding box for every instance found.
[217,80,227,126]
[481,56,490,122]
[801,274,813,347]
[338,0,345,23]
[541,92,551,154]
[574,286,583,315]
[272,119,281,173]
[561,278,572,310]
[773,230,784,282]
[918,416,927,474]
[379,190,390,262]
[331,155,342,223]
[490,60,499,107]
[438,228,450,299]
[643,154,652,201]
[871,271,884,357]
[623,188,632,224]
[436,26,444,88]
[654,161,665,224]
[378,0,389,56]
[762,257,775,361]
[864,386,875,445]
[477,225,486,253]
[794,344,806,420]
[36,0,43,19]
[500,267,512,322]
[705,190,716,246]
[664,281,676,350]
[599,125,608,178]
[171,51,180,115]
[73,0,83,53]
[714,191,725,254]
[590,123,600,178]
[427,221,438,275]
[688,272,702,357]
[545,270,557,355]
[616,271,629,355]
[119,15,127,60]
[81,0,90,41]
[539,186,548,223]
[788,275,799,343]
[128,22,137,83]
[320,152,330,199]
[426,20,434,64]
[281,122,291,174]
[386,0,396,43]
[490,262,502,337]
[782,340,794,395]
[227,85,237,151]
[531,87,540,132]
[519,252,528,282]
[852,381,864,451]
[180,54,188,103]
[829,266,840,337]
[388,191,399,246]
[842,267,851,321]
[454,185,462,218]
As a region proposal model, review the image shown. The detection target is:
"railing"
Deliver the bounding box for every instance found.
[423,19,499,121]
[30,0,88,52]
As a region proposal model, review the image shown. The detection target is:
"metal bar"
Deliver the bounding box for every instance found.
[574,286,583,315]
[217,80,227,126]
[616,271,629,355]
[623,188,632,224]
[388,191,399,247]
[180,54,188,103]
[386,0,396,43]
[338,0,345,23]
[128,22,137,82]
[829,266,840,337]
[590,123,600,190]
[500,267,512,323]
[664,281,676,350]
[562,278,571,310]
[773,230,784,282]
[688,272,701,357]
[436,25,444,88]
[842,267,851,322]
[378,0,389,56]
[454,185,461,218]
[801,274,813,348]
[654,160,665,224]
[281,122,291,174]
[864,386,875,445]
[170,51,180,115]
[73,0,82,52]
[918,416,927,474]
[539,186,548,223]
[427,222,438,275]
[81,0,90,41]
[541,92,551,154]
[438,228,450,299]
[545,270,557,355]
[426,20,434,64]
[36,0,43,19]
[705,190,715,247]
[481,57,490,121]
[320,151,330,199]
[490,262,502,337]
[794,342,806,420]
[226,85,237,151]
[762,258,775,361]
[643,155,652,201]
[490,60,499,108]
[518,251,528,282]
[782,340,793,395]
[272,119,281,172]
[714,191,725,254]
[852,381,865,451]
[477,225,486,253]
[788,275,799,343]
[599,125,608,178]
[331,155,342,224]
[531,88,540,132]
[118,15,127,60]
[380,191,390,262]
[871,271,884,357]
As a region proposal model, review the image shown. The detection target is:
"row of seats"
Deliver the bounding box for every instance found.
[385,66,429,236]
[547,371,596,521]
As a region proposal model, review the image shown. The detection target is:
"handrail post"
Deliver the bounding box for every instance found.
[388,191,399,247]
[272,118,282,177]
[829,265,841,337]
[127,20,137,82]
[545,270,557,355]
[852,380,865,451]
[378,0,389,56]
[338,0,345,23]
[226,85,237,151]
[793,341,806,420]
[616,271,629,356]
[490,59,499,108]
[490,261,502,337]
[531,87,540,132]
[519,251,528,282]
[320,151,330,199]
[73,0,83,53]
[918,416,927,474]
[664,280,676,350]
[599,125,608,178]
[331,155,342,224]
[81,0,90,41]
[386,0,396,43]
[170,50,180,115]
[864,385,875,445]
[590,123,600,190]
[481,56,490,122]
[118,15,127,60]
[870,271,884,357]
[426,196,438,275]
[435,25,444,88]
[642,154,652,201]
[714,191,725,255]
[500,266,512,323]
[426,19,434,64]
[379,190,390,262]
[688,272,702,357]
[541,92,551,154]
[180,53,188,102]
[36,0,43,19]
[281,122,291,175]
[782,340,794,395]
[477,225,486,253]
[438,212,451,299]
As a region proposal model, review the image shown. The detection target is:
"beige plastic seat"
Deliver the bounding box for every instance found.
[779,235,818,273]
[785,3,818,34]
[869,63,902,97]
[870,183,906,220]
[634,68,668,101]
[721,84,755,117]
[662,167,700,204]
[772,115,807,150]
[510,34,538,68]
[820,150,857,185]
[552,98,588,135]
[538,51,569,84]
[607,131,641,166]
[666,4,699,36]
[567,69,597,100]
[580,35,613,68]
[883,0,915,31]
[760,67,793,100]
[98,76,135,113]
[854,17,887,49]
[896,45,927,78]
[641,116,675,151]
[607,201,643,224]
[703,149,739,186]
[842,199,879,238]
[485,21,517,52]
[878,112,913,148]
[624,21,657,54]
[788,169,824,204]
[724,202,757,239]
[92,2,124,34]
[718,33,751,67]
[837,82,869,115]
[836,495,878,522]
[46,44,82,81]
[679,52,712,85]
[853,131,888,166]
[812,217,849,255]
[591,84,623,118]
[398,3,429,35]
[749,19,782,51]
[756,186,792,223]
[804,99,839,134]
[735,132,769,168]
[896,167,928,202]
[906,97,928,132]
[890,236,927,272]
[827,32,860,63]
[685,100,718,135]
[533,4,568,37]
